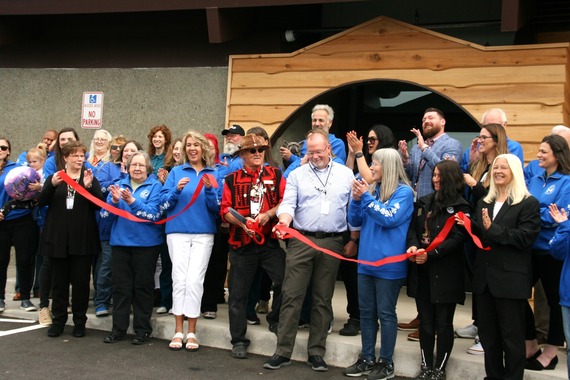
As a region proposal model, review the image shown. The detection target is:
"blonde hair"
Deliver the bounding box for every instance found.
[27,147,47,162]
[182,131,215,168]
[484,154,530,205]
[369,148,413,202]
[88,129,112,165]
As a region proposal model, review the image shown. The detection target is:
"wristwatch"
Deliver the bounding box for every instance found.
[355,152,364,158]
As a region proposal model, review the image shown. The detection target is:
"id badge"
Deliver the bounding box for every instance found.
[250,201,260,216]
[320,199,330,215]
[66,195,74,210]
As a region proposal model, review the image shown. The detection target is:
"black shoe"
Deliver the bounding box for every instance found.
[104,331,124,343]
[526,355,558,371]
[72,325,86,338]
[132,333,150,345]
[268,323,279,335]
[307,355,328,372]
[263,354,291,370]
[339,318,360,336]
[47,324,64,337]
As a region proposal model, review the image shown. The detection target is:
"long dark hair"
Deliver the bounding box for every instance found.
[366,124,396,162]
[542,134,570,174]
[432,160,465,214]
[55,128,80,171]
[0,136,11,173]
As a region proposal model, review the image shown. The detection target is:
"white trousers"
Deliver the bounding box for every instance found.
[167,233,214,318]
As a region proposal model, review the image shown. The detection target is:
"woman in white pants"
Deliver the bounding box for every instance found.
[159,131,219,351]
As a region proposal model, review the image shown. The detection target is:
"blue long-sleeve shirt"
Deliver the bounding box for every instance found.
[348,183,414,279]
[549,219,570,307]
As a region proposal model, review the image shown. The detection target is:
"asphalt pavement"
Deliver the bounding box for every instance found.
[0,316,410,379]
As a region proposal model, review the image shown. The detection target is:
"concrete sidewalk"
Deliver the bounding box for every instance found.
[2,274,565,379]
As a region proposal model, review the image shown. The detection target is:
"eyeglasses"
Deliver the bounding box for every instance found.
[111,145,122,150]
[367,137,378,143]
[248,148,266,154]
[0,146,8,151]
[68,154,85,159]
[93,138,108,142]
[477,135,493,141]
[130,163,146,168]
[307,149,326,157]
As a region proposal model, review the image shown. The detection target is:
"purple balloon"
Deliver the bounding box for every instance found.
[4,166,41,201]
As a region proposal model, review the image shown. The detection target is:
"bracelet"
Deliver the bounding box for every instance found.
[265,212,271,220]
[355,152,364,158]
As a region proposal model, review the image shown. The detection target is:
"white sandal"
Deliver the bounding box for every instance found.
[168,332,184,351]
[185,332,199,352]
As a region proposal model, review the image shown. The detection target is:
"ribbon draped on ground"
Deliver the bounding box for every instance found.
[59,170,218,225]
[273,211,489,267]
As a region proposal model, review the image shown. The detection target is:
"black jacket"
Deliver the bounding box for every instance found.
[39,169,104,258]
[471,195,540,299]
[406,193,471,304]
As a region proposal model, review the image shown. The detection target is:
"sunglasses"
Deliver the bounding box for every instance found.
[248,148,265,154]
[0,146,8,151]
[367,137,378,143]
[111,145,122,150]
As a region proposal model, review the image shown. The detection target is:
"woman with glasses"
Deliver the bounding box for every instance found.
[160,131,219,351]
[93,140,142,317]
[109,135,127,163]
[0,137,39,314]
[102,151,164,345]
[38,141,104,338]
[87,129,112,169]
[346,124,396,183]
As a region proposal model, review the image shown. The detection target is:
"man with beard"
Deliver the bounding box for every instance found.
[220,124,245,175]
[398,107,463,200]
[396,107,463,341]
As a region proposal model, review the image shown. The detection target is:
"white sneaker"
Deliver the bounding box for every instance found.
[467,336,484,355]
[156,306,168,314]
[455,323,478,339]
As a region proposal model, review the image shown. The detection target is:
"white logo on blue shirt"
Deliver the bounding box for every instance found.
[140,190,150,199]
[545,185,555,195]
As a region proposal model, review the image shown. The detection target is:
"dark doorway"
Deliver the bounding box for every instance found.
[271,79,480,158]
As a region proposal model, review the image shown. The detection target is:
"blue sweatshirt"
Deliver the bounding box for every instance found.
[348,183,414,279]
[528,170,570,251]
[101,176,164,247]
[550,219,570,307]
[159,163,219,235]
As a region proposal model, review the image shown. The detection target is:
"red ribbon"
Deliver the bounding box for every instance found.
[273,211,488,267]
[59,170,218,225]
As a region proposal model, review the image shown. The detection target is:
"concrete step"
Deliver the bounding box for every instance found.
[2,283,566,379]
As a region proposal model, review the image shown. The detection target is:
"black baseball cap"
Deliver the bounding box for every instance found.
[222,124,245,136]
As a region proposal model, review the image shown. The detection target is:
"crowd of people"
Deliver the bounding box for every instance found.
[0,104,569,380]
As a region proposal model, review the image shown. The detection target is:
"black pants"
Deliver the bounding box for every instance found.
[111,245,160,336]
[201,231,229,313]
[477,287,526,380]
[228,239,285,346]
[51,255,92,327]
[338,259,359,320]
[39,255,53,308]
[0,214,38,300]
[524,252,564,346]
[415,270,456,370]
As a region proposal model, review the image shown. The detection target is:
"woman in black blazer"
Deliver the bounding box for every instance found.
[456,154,540,380]
[406,160,471,380]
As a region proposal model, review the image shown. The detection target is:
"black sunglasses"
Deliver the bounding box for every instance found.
[248,148,265,154]
[367,137,378,143]
[0,145,8,151]
[111,145,122,150]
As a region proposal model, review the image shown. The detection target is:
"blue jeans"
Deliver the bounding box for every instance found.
[358,274,405,364]
[94,241,113,308]
[562,306,570,380]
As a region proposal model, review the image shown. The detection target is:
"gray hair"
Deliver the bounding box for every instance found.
[369,148,413,202]
[311,104,334,121]
[126,150,153,176]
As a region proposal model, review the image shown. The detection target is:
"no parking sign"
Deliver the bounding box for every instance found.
[81,92,104,129]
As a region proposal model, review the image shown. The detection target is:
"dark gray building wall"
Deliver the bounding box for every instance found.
[0,67,227,156]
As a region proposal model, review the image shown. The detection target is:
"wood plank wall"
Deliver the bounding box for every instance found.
[226,17,570,161]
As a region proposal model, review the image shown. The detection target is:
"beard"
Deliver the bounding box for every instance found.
[422,124,441,139]
[224,141,239,155]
